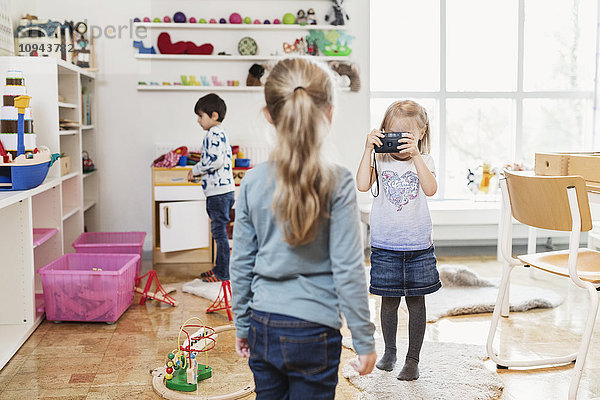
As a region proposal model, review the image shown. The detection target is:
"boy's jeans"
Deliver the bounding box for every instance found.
[248,310,342,400]
[206,191,235,280]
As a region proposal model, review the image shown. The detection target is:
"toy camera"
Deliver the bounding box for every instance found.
[374,131,409,153]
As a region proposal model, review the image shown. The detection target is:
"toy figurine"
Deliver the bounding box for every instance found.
[247,64,265,86]
[328,61,361,92]
[324,0,349,26]
[296,10,307,25]
[307,8,317,25]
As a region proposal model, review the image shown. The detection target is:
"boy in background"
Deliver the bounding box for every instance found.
[188,93,235,282]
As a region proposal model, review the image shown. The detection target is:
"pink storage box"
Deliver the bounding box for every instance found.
[38,253,139,323]
[72,232,146,277]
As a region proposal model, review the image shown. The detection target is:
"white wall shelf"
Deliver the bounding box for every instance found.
[83,170,97,179]
[59,129,78,136]
[135,54,351,62]
[62,206,80,221]
[61,172,79,182]
[83,200,96,212]
[137,85,351,92]
[81,125,94,130]
[58,101,77,109]
[133,22,347,31]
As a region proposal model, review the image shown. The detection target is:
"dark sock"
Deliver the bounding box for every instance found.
[376,296,401,371]
[397,296,426,380]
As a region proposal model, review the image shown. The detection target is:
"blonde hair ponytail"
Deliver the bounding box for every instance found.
[265,58,335,246]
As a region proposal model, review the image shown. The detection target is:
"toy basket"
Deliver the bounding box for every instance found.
[38,253,139,323]
[72,231,146,276]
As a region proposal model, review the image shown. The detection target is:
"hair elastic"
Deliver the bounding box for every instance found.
[294,86,306,92]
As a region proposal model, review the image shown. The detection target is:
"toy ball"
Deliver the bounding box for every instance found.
[199,18,207,23]
[153,17,161,23]
[243,17,252,24]
[163,16,171,23]
[253,19,261,24]
[167,361,173,367]
[229,13,242,24]
[173,11,186,23]
[219,18,227,24]
[189,17,197,23]
[168,353,175,360]
[166,373,173,380]
[282,13,296,24]
[166,367,173,374]
[264,19,271,24]
[209,18,217,24]
[143,17,150,22]
[273,19,281,24]
[133,17,141,23]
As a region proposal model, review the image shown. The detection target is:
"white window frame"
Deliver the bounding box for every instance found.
[370,0,599,199]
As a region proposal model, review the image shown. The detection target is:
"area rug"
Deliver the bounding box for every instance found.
[342,336,504,400]
[182,278,222,301]
[399,264,563,322]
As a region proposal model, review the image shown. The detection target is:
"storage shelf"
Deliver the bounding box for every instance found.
[133,22,347,31]
[56,58,96,79]
[59,129,78,136]
[83,170,97,179]
[81,125,94,130]
[61,172,79,182]
[62,206,80,221]
[83,200,96,212]
[135,54,350,62]
[58,102,77,109]
[32,228,59,249]
[137,85,351,92]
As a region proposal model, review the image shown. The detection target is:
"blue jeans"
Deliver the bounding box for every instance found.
[206,191,235,280]
[248,310,342,400]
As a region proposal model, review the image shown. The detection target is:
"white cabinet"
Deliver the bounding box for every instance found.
[159,200,209,252]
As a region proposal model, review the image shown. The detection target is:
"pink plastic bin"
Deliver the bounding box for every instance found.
[72,232,146,277]
[38,253,140,323]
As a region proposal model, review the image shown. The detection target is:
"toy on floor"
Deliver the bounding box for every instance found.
[135,270,178,306]
[325,0,349,26]
[206,280,233,321]
[157,32,214,55]
[152,324,255,399]
[132,40,156,54]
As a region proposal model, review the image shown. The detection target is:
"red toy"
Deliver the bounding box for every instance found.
[229,13,242,24]
[164,16,171,22]
[206,280,233,321]
[189,17,197,23]
[157,32,214,55]
[209,18,217,24]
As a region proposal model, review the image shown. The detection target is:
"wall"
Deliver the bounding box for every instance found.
[27,0,370,250]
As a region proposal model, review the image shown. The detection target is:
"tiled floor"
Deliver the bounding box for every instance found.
[0,257,598,399]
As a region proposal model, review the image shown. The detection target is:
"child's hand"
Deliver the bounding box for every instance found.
[187,170,195,182]
[235,337,250,358]
[365,129,384,151]
[397,132,420,157]
[353,351,377,375]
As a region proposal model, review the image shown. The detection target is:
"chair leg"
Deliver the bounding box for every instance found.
[568,285,599,400]
[487,262,578,369]
[501,278,510,317]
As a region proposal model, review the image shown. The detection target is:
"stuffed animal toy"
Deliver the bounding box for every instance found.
[246,63,265,86]
[157,32,214,55]
[328,61,360,92]
[324,0,349,26]
[307,8,317,25]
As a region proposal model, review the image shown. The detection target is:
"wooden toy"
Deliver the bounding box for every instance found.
[229,13,242,24]
[282,13,296,24]
[238,37,257,56]
[152,324,255,399]
[209,18,217,24]
[173,12,186,23]
[189,17,197,23]
[133,40,156,54]
[297,10,307,25]
[253,19,261,24]
[243,17,252,24]
[164,16,171,23]
[199,18,207,24]
[153,18,161,23]
[219,18,227,24]
[325,0,349,26]
[307,8,317,25]
[273,19,281,24]
[143,17,151,22]
[157,32,214,55]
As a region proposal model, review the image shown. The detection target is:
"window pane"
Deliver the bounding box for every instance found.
[519,99,591,165]
[370,0,440,91]
[447,0,518,91]
[445,99,514,199]
[524,0,597,91]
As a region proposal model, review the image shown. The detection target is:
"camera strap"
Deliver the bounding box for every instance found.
[371,151,380,197]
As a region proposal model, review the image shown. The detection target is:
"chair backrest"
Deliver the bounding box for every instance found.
[504,170,592,232]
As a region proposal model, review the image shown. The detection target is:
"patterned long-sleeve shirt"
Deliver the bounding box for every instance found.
[191,125,235,197]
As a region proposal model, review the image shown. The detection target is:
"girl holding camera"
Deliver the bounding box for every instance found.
[356,100,441,381]
[231,58,376,399]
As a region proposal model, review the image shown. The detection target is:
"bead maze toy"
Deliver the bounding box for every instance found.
[152,322,254,399]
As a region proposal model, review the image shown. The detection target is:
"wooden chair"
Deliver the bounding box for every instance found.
[487,170,600,400]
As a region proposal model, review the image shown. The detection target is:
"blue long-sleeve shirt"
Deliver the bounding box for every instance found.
[230,162,375,355]
[191,125,235,197]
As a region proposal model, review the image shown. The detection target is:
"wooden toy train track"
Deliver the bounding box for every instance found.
[151,324,254,400]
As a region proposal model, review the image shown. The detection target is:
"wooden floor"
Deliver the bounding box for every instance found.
[0,256,598,399]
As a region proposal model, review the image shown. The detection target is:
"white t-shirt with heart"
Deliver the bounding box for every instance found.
[370,153,436,251]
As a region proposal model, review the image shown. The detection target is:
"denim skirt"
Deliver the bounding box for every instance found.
[369,245,441,297]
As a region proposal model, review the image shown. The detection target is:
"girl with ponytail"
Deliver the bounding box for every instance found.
[231,58,376,399]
